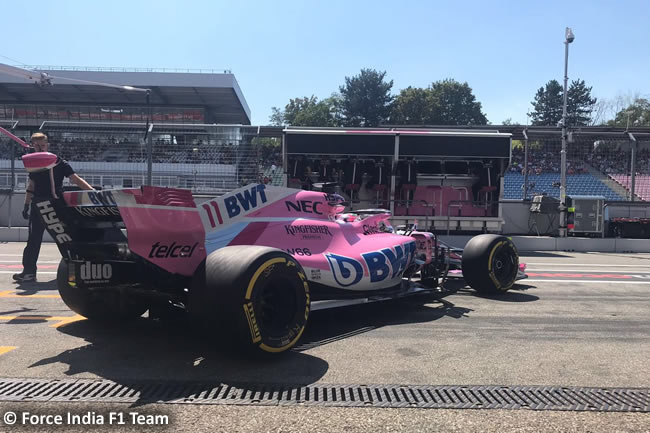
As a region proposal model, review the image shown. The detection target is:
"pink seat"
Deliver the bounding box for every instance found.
[426,186,442,215]
[440,187,464,216]
[408,186,436,216]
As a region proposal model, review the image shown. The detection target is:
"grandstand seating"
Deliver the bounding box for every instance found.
[503,172,624,201]
[610,174,650,201]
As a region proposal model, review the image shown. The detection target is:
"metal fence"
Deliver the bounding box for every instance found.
[3,122,650,203]
[0,122,283,195]
[510,132,650,202]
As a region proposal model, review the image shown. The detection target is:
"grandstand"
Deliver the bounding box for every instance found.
[610,175,650,201]
[504,130,650,202]
[503,172,624,201]
[0,66,250,124]
[0,66,285,193]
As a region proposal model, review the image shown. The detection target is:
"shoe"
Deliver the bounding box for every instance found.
[13,273,36,283]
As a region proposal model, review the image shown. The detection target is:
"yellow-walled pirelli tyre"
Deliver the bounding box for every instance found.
[189,246,310,356]
[56,260,148,321]
[461,235,519,296]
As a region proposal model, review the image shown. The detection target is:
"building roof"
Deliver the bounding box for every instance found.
[0,66,250,124]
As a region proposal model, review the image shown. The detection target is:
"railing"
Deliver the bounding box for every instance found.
[446,200,499,235]
[368,198,435,231]
[347,196,500,234]
[22,65,233,74]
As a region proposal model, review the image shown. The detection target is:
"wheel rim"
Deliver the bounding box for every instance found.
[258,277,298,338]
[492,246,517,286]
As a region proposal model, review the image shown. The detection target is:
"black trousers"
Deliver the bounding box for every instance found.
[22,203,45,274]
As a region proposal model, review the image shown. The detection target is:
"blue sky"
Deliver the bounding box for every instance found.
[2,0,649,125]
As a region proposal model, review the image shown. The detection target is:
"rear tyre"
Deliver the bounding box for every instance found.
[461,235,519,295]
[56,260,148,321]
[189,246,310,355]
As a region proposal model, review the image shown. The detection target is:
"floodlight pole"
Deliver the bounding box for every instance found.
[559,27,574,238]
[629,132,637,202]
[523,128,529,200]
[8,138,15,229]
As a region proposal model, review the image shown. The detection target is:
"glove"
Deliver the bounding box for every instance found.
[22,204,29,220]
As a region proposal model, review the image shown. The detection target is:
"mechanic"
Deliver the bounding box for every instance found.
[13,132,94,283]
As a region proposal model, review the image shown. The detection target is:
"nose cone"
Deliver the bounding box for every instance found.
[22,152,58,173]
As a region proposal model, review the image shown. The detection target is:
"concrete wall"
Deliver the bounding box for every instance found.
[440,234,650,253]
[0,192,28,227]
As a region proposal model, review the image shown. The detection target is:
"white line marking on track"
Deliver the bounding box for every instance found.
[0,260,60,263]
[524,279,650,284]
[527,269,650,273]
[525,263,650,267]
[0,271,56,275]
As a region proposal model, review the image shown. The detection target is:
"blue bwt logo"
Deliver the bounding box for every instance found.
[223,184,268,218]
[325,253,363,287]
[362,241,417,283]
[326,241,417,287]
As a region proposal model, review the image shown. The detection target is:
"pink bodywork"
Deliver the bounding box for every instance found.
[65,187,206,276]
[65,184,419,289]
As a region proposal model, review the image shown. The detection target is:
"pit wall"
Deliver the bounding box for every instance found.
[438,235,650,253]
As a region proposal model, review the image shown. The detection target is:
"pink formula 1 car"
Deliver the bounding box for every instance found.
[33,178,526,355]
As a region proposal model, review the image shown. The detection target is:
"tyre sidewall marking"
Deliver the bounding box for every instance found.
[243,302,262,343]
[488,240,517,290]
[259,259,310,352]
[243,257,286,344]
[245,257,286,301]
[244,256,310,352]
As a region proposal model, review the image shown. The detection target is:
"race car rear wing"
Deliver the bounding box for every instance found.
[33,194,129,263]
[34,186,207,278]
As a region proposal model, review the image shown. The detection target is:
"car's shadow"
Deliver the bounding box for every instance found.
[295,297,473,351]
[519,251,574,258]
[31,317,329,386]
[28,293,474,405]
[444,278,540,303]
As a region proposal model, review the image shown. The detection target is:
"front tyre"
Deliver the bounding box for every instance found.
[461,235,519,295]
[56,260,148,321]
[189,246,310,355]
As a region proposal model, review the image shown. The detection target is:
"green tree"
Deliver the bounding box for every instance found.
[608,98,650,127]
[269,95,341,126]
[390,86,432,125]
[530,79,597,126]
[566,79,597,126]
[269,107,285,126]
[339,68,393,127]
[530,80,563,126]
[429,79,488,125]
[390,79,487,125]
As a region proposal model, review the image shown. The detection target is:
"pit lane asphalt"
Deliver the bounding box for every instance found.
[0,243,648,432]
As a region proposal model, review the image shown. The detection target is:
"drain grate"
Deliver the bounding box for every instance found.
[0,378,647,412]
